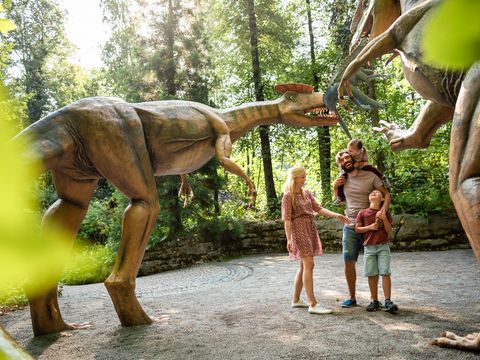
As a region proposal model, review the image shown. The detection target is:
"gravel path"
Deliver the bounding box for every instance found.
[1,249,479,359]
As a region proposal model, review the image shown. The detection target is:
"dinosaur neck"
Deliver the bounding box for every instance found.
[221,99,281,143]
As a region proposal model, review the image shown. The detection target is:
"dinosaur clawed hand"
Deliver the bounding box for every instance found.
[337,80,353,111]
[373,120,426,151]
[431,331,480,352]
[247,189,257,209]
[178,175,194,208]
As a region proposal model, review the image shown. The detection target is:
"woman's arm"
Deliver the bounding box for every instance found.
[317,208,350,224]
[284,220,293,252]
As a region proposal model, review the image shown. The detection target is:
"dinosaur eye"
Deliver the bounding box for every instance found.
[288,94,297,101]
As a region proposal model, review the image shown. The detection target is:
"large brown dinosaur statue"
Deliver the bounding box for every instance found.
[337,0,479,352]
[13,83,338,337]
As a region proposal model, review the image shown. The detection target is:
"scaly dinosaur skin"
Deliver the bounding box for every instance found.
[14,84,338,336]
[338,0,480,352]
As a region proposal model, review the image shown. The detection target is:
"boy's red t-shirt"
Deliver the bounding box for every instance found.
[356,207,393,246]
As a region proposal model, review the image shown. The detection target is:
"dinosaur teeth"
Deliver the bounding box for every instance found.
[305,106,332,117]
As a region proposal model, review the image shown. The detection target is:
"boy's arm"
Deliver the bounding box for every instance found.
[355,210,379,233]
[355,222,378,233]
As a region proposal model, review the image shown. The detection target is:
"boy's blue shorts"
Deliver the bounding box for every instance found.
[342,226,363,261]
[364,244,391,277]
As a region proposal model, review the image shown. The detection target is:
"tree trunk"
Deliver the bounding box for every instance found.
[245,0,277,212]
[367,79,386,173]
[307,0,331,201]
[165,0,176,97]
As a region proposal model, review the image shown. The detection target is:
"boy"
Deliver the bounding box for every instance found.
[355,189,398,313]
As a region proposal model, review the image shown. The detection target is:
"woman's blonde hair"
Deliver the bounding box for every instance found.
[283,165,306,208]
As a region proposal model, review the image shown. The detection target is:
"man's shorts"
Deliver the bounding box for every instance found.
[342,226,363,261]
[364,244,391,277]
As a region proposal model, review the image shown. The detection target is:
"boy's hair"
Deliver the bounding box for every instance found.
[370,189,384,204]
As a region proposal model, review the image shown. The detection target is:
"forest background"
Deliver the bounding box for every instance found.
[0,0,454,303]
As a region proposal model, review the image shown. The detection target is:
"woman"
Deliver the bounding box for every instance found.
[282,165,349,314]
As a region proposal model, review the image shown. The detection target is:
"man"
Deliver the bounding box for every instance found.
[333,150,390,308]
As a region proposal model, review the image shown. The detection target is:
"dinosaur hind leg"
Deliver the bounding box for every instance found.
[28,171,98,336]
[433,64,480,352]
[449,63,480,261]
[92,119,159,326]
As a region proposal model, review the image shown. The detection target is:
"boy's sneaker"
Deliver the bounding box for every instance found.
[340,299,357,308]
[366,300,383,312]
[384,299,399,313]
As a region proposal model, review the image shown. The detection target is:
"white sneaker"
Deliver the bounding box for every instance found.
[308,304,332,314]
[291,300,309,308]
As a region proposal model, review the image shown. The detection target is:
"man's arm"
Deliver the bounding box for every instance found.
[376,185,391,213]
[379,213,393,236]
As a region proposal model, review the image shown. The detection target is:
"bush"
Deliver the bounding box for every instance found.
[60,241,115,285]
[198,215,243,244]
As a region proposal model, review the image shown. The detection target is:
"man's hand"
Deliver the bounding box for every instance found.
[333,176,346,189]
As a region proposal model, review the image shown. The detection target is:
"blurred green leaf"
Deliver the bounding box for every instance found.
[0,85,70,300]
[423,0,480,69]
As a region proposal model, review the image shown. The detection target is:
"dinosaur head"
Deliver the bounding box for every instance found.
[275,83,339,127]
[350,0,401,53]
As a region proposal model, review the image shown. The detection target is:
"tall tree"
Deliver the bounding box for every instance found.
[211,0,300,213]
[244,0,277,212]
[6,0,72,124]
[101,0,155,101]
[305,0,331,202]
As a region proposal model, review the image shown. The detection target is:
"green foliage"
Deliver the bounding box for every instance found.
[197,214,243,244]
[0,287,27,308]
[60,241,115,285]
[423,0,480,69]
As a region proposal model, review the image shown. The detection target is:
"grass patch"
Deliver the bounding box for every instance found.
[61,241,115,285]
[0,242,115,309]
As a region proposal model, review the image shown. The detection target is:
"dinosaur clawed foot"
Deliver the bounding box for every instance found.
[431,331,480,352]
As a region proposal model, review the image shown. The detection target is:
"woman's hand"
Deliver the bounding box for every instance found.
[335,213,350,224]
[287,240,293,252]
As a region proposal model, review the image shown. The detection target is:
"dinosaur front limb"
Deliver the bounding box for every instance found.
[350,84,385,110]
[178,174,193,208]
[216,134,257,207]
[431,332,480,352]
[338,0,439,102]
[196,105,257,206]
[373,101,453,151]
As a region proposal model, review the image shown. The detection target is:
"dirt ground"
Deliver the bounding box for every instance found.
[1,249,479,359]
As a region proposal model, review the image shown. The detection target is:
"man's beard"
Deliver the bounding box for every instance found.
[342,161,355,173]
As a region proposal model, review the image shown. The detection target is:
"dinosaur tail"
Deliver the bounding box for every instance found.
[12,110,74,172]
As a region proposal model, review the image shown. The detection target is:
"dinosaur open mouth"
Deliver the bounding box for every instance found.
[304,106,338,119]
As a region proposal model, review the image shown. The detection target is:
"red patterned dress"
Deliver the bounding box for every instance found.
[281,189,323,260]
